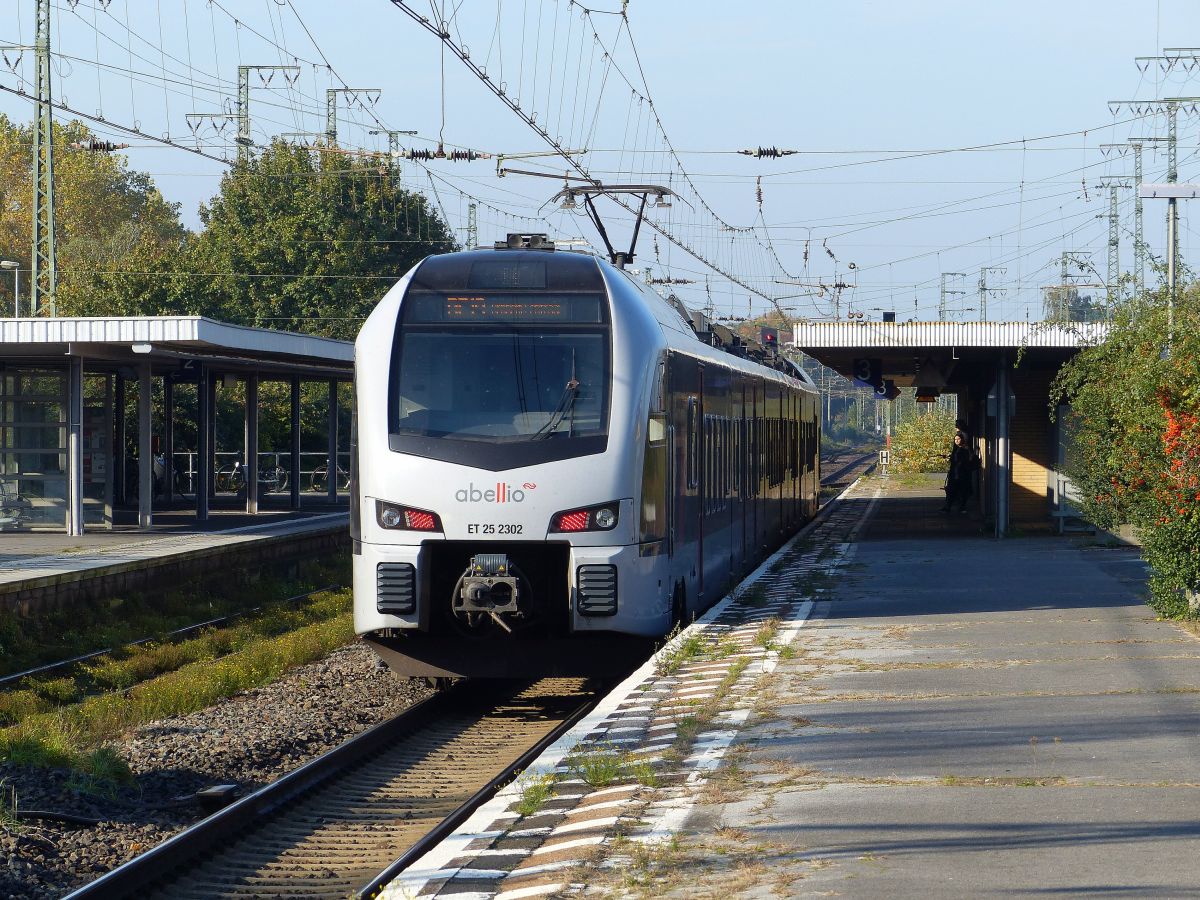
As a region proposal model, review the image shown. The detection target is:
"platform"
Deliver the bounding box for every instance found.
[0,509,349,613]
[380,472,1200,899]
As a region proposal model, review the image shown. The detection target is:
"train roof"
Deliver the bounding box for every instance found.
[407,240,813,391]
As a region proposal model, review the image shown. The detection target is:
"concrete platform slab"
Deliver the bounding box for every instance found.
[679,474,1200,896]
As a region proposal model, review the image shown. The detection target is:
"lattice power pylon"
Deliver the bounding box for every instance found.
[32,0,55,316]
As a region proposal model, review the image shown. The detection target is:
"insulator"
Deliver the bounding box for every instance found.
[403,147,484,162]
[756,176,763,206]
[738,146,795,159]
[73,138,128,152]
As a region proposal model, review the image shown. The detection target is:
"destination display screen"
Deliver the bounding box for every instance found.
[405,293,606,324]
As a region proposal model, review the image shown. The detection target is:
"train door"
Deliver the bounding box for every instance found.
[696,364,705,603]
[669,354,701,614]
[732,375,745,576]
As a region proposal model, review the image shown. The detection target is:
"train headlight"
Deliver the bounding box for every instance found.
[376,500,443,532]
[549,501,621,533]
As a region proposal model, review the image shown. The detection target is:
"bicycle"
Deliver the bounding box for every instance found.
[309,462,351,493]
[0,484,32,531]
[215,461,289,494]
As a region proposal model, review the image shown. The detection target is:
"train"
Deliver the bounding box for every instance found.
[351,234,821,678]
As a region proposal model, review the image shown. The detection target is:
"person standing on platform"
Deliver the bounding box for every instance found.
[942,430,977,513]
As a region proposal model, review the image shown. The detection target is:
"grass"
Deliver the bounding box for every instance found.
[0,779,18,830]
[514,771,558,817]
[738,583,770,608]
[654,630,709,676]
[0,587,349,729]
[0,552,349,680]
[753,617,781,651]
[568,743,627,787]
[0,609,354,776]
[666,657,750,762]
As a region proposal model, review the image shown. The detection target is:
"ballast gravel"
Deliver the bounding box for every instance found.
[0,640,433,900]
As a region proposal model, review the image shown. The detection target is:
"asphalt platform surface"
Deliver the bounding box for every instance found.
[689,474,1200,898]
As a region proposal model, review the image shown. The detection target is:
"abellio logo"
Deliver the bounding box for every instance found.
[455,482,536,503]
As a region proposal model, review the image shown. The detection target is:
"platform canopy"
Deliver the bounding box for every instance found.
[0,316,351,377]
[791,320,1107,389]
[1,316,354,536]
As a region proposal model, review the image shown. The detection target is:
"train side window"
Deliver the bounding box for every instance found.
[686,398,699,490]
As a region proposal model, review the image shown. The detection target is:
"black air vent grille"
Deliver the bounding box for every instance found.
[377,563,416,615]
[576,565,617,616]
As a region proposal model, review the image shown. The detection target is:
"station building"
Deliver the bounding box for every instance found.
[793,320,1108,536]
[0,316,353,535]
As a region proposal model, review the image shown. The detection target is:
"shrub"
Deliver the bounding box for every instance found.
[1052,284,1200,617]
[890,408,956,473]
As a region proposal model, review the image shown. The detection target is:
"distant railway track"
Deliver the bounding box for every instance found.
[64,676,606,900]
[820,449,876,499]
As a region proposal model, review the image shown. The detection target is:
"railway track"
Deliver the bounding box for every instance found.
[820,449,876,498]
[64,676,607,900]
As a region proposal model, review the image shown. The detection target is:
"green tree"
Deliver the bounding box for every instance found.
[178,142,457,339]
[1052,285,1200,617]
[0,115,185,316]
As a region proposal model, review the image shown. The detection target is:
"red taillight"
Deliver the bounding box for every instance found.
[404,509,437,531]
[555,510,591,532]
[376,500,442,532]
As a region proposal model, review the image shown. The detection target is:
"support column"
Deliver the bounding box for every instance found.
[114,375,126,505]
[163,378,174,506]
[326,379,338,505]
[245,373,259,515]
[67,356,84,536]
[995,357,1011,539]
[196,367,210,522]
[138,362,153,528]
[290,376,301,510]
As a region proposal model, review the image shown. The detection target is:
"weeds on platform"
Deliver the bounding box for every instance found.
[654,630,708,677]
[514,771,559,817]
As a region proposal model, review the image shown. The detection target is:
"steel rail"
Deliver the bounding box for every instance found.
[62,677,604,900]
[355,686,600,898]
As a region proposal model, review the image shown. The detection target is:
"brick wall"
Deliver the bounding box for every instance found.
[1010,366,1054,528]
[1,527,349,616]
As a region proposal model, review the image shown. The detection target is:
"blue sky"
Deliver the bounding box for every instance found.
[1,0,1197,321]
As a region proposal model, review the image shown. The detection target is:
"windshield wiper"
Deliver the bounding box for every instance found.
[533,350,581,440]
[532,377,580,440]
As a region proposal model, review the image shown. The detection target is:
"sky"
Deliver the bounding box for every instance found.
[1,0,1198,323]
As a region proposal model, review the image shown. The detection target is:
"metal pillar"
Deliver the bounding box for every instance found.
[66,355,83,535]
[196,367,210,522]
[137,362,152,528]
[290,377,301,510]
[327,380,338,505]
[995,358,1011,539]
[245,374,259,515]
[114,375,126,505]
[163,378,174,505]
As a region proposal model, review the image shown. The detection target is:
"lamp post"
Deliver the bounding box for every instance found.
[0,261,18,317]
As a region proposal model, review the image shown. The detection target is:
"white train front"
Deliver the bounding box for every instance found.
[352,237,820,678]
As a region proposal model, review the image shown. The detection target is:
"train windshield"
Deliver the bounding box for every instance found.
[392,293,610,443]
